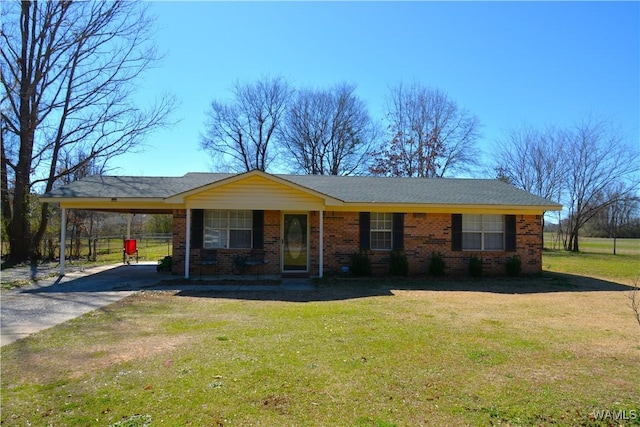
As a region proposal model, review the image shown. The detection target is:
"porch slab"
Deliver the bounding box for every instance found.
[154,275,314,292]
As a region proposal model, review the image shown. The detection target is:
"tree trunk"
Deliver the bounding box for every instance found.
[9,174,33,263]
[31,202,51,259]
[2,1,174,264]
[6,1,37,264]
[568,223,580,252]
[0,133,12,247]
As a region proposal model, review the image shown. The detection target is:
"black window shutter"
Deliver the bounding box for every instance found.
[505,215,517,252]
[452,214,462,251]
[253,210,264,249]
[392,213,404,250]
[359,212,370,250]
[191,209,204,249]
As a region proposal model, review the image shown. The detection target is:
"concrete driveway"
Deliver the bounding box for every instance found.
[1,263,315,347]
[1,263,164,346]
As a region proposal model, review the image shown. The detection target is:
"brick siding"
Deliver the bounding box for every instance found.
[172,209,543,277]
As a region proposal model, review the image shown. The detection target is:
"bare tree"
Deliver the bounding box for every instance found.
[586,183,639,243]
[57,151,106,261]
[280,83,376,175]
[493,125,567,246]
[371,83,480,177]
[629,276,640,336]
[201,76,292,172]
[562,118,639,252]
[1,0,175,263]
[494,118,639,252]
[493,126,566,202]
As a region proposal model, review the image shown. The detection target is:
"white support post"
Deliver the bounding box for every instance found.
[59,208,67,276]
[319,209,324,278]
[185,208,191,279]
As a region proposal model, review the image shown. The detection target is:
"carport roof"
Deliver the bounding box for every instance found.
[41,174,233,199]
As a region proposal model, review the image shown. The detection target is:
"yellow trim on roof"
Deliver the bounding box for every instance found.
[164,169,344,205]
[328,204,552,214]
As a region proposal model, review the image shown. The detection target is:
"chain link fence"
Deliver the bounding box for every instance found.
[35,234,173,264]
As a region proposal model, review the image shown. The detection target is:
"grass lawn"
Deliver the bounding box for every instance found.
[77,238,173,265]
[2,251,639,426]
[544,235,640,256]
[543,250,640,285]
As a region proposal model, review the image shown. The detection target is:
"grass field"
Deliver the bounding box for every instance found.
[1,236,173,265]
[76,237,172,264]
[543,236,639,285]
[544,235,640,256]
[1,240,639,426]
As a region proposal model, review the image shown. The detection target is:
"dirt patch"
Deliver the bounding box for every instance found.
[67,334,190,379]
[261,395,290,414]
[13,332,190,385]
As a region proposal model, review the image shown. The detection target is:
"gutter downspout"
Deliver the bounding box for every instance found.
[319,209,323,278]
[59,208,66,276]
[185,208,191,279]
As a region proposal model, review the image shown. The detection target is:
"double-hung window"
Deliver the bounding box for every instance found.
[370,212,392,250]
[203,210,252,249]
[462,214,504,251]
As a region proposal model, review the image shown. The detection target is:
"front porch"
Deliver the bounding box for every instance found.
[173,209,325,279]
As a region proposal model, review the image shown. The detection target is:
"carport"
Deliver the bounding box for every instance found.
[39,175,182,277]
[58,209,170,275]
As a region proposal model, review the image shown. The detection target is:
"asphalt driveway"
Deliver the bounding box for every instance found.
[1,263,163,346]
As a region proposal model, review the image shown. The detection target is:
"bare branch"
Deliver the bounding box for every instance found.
[1,0,176,262]
[371,83,480,177]
[280,83,376,175]
[628,276,640,336]
[493,117,640,252]
[201,75,292,172]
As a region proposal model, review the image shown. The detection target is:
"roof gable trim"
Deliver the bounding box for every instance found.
[163,169,344,205]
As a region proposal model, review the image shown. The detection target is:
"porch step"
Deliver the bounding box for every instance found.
[281,273,310,279]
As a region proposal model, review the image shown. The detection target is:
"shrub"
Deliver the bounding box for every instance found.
[469,256,483,278]
[428,252,446,277]
[505,255,522,277]
[351,250,372,277]
[157,255,172,272]
[390,250,409,276]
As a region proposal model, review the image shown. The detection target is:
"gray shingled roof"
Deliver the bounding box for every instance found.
[41,172,561,208]
[279,174,557,206]
[41,174,232,199]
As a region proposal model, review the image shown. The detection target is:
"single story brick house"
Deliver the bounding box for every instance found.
[41,169,561,278]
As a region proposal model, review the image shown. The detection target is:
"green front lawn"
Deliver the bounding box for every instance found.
[543,250,640,284]
[2,272,639,426]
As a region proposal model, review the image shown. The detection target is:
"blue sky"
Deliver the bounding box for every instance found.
[110,1,639,177]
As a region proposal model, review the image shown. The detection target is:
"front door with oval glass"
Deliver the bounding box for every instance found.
[282,213,308,272]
